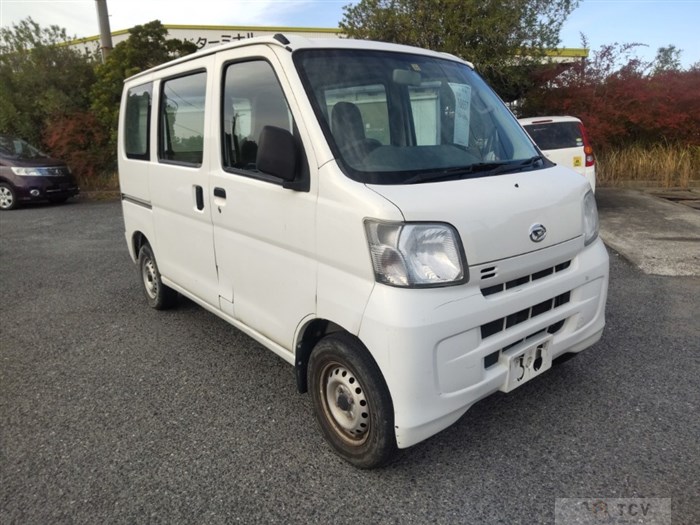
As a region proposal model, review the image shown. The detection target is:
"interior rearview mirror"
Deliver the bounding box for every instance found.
[392,69,421,86]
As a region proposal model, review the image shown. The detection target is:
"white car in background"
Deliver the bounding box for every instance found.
[518,116,596,192]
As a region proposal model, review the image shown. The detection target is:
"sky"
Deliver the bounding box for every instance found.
[1,0,699,67]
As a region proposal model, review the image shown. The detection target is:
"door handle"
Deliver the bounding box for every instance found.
[195,185,204,210]
[214,187,227,199]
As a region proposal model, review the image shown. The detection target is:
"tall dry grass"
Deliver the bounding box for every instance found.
[596,143,700,188]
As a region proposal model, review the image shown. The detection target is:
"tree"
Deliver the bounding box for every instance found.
[91,20,197,135]
[43,111,112,185]
[653,44,682,75]
[519,40,700,148]
[339,0,580,100]
[84,20,197,175]
[0,17,97,147]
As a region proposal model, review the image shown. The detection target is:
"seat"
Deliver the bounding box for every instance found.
[330,102,380,162]
[331,102,366,146]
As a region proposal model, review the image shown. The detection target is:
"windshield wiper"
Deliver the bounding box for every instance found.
[403,156,544,185]
[488,155,545,176]
[403,162,507,185]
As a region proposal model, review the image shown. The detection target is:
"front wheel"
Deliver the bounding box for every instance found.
[308,333,397,468]
[0,183,17,210]
[138,244,178,310]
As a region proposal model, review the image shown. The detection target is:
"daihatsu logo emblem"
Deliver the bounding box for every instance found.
[529,224,547,243]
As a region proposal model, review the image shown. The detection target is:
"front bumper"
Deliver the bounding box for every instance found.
[358,236,609,449]
[15,178,80,202]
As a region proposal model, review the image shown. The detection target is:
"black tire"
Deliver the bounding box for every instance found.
[308,333,397,468]
[138,244,178,310]
[0,183,17,211]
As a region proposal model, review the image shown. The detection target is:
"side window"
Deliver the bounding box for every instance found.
[124,83,152,160]
[159,71,206,166]
[221,60,293,172]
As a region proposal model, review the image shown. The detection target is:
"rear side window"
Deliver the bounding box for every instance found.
[524,122,583,150]
[124,83,152,160]
[221,60,293,173]
[159,71,207,166]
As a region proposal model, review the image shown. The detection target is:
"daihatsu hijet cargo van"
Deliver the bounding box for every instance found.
[118,35,609,468]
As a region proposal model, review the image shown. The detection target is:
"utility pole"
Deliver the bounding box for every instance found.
[95,0,113,62]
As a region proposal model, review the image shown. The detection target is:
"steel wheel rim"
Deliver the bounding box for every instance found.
[320,361,370,445]
[142,256,158,299]
[0,187,13,209]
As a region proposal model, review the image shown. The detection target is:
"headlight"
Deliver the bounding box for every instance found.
[365,220,467,287]
[583,190,599,245]
[11,167,43,176]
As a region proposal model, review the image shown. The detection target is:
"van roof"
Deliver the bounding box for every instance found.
[125,34,472,82]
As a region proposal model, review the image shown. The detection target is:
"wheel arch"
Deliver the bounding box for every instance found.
[131,231,149,261]
[295,318,354,393]
[305,327,398,467]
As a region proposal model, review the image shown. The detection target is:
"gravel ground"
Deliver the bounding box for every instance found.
[1,199,698,524]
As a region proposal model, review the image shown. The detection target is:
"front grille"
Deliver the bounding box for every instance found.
[481,260,571,297]
[43,167,70,177]
[483,319,568,369]
[480,291,571,340]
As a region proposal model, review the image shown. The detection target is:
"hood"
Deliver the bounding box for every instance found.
[367,166,588,266]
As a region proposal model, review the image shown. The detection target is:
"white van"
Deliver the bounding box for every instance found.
[118,35,609,468]
[518,116,597,192]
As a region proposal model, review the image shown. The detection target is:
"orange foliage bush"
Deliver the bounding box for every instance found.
[42,111,114,185]
[521,46,700,149]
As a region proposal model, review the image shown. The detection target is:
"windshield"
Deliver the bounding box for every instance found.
[294,49,541,184]
[0,135,48,160]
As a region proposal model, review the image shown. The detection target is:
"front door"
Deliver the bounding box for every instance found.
[210,49,317,351]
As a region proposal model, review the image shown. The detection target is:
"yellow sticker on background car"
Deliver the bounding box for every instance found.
[573,156,583,167]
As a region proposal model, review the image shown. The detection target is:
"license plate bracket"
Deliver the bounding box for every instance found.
[498,335,553,393]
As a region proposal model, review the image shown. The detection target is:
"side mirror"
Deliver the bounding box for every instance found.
[257,126,297,182]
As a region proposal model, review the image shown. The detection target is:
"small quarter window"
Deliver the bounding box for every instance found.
[124,83,152,160]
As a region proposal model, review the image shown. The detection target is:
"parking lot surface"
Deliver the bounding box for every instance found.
[597,188,700,276]
[1,197,698,524]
